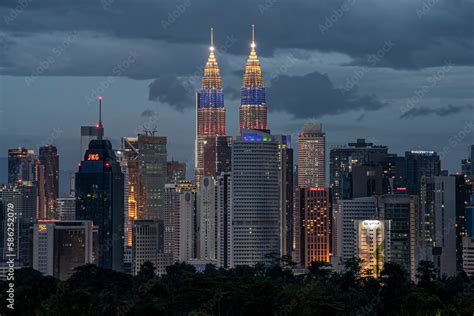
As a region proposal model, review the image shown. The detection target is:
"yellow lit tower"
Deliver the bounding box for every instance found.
[239,25,267,134]
[195,28,226,185]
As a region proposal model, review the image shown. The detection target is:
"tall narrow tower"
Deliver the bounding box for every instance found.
[239,25,267,134]
[195,28,226,185]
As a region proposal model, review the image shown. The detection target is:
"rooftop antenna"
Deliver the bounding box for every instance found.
[98,96,103,140]
[210,27,214,47]
[251,24,255,48]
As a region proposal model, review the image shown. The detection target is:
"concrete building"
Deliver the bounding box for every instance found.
[230,130,280,267]
[355,219,391,277]
[297,123,325,188]
[131,220,165,276]
[32,221,96,280]
[294,187,331,267]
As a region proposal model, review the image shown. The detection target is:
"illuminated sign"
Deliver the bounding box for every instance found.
[38,224,48,232]
[87,154,100,161]
[362,220,381,229]
[396,187,407,191]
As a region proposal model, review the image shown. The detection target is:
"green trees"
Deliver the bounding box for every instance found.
[0,260,472,315]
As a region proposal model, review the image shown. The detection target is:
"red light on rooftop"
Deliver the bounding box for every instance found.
[96,124,100,128]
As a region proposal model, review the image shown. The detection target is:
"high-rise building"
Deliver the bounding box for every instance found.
[405,150,441,195]
[8,147,36,184]
[380,154,407,194]
[0,182,38,266]
[32,220,96,280]
[167,160,186,183]
[351,164,384,198]
[454,174,472,272]
[294,187,331,267]
[230,130,280,267]
[377,194,418,280]
[466,194,474,237]
[131,219,165,276]
[332,196,378,268]
[355,220,391,277]
[463,145,474,176]
[56,197,76,221]
[239,26,267,134]
[197,176,217,260]
[297,123,326,188]
[195,29,227,186]
[216,173,231,268]
[419,176,457,277]
[136,134,168,220]
[80,126,104,160]
[75,139,124,272]
[274,135,294,257]
[330,139,388,201]
[39,145,59,219]
[163,181,196,263]
[462,236,474,277]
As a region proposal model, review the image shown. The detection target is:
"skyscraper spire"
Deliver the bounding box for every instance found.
[202,28,222,90]
[239,24,267,133]
[195,28,227,185]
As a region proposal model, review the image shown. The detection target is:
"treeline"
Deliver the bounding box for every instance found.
[1,259,473,315]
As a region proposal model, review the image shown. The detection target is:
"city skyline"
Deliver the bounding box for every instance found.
[1,1,473,182]
[0,2,473,314]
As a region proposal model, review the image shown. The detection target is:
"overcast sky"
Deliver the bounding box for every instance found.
[0,0,473,192]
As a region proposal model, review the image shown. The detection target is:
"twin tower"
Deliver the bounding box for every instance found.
[195,25,267,183]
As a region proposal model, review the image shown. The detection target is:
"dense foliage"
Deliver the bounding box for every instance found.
[1,259,473,315]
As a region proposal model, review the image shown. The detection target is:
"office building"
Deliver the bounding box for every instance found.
[167,160,186,183]
[462,236,474,277]
[197,176,217,260]
[75,139,124,272]
[163,181,196,263]
[230,130,280,267]
[32,220,96,280]
[419,176,457,277]
[132,220,165,276]
[330,139,388,201]
[294,187,331,267]
[377,194,417,280]
[216,173,231,268]
[297,123,325,188]
[332,196,378,269]
[274,134,294,257]
[355,220,391,277]
[351,164,384,198]
[39,145,59,219]
[405,150,441,195]
[56,197,76,221]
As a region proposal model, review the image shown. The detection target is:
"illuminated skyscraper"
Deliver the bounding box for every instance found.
[230,130,280,267]
[195,29,227,186]
[239,25,267,134]
[298,123,326,188]
[294,187,331,267]
[39,145,59,219]
[355,220,391,277]
[75,139,124,272]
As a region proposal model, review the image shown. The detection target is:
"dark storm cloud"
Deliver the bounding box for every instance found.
[0,0,473,77]
[148,76,194,111]
[268,71,386,119]
[400,104,474,119]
